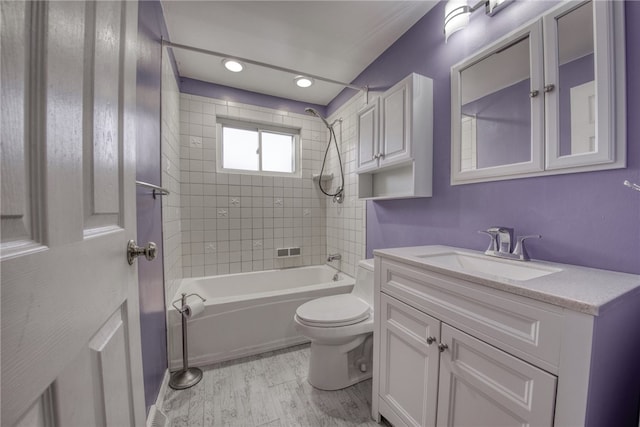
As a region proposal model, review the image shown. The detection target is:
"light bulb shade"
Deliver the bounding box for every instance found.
[222,59,244,72]
[294,76,314,88]
[444,0,470,42]
[487,0,513,16]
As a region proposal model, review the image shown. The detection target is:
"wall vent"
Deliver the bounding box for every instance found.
[276,247,301,258]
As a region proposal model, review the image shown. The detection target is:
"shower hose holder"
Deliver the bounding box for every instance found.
[169,292,206,390]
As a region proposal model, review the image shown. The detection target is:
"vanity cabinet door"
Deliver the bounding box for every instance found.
[380,78,411,167]
[379,294,440,427]
[356,100,379,172]
[436,324,557,427]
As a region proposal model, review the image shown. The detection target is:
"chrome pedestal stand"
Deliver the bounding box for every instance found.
[169,292,206,390]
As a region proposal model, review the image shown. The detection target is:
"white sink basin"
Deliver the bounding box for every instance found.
[417,251,561,281]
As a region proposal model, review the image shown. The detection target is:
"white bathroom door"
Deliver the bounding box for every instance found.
[1,1,145,426]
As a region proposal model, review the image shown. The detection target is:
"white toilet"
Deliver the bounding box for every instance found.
[294,259,374,390]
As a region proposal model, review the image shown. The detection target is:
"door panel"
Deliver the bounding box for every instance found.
[436,324,557,427]
[85,0,124,229]
[1,0,43,250]
[357,100,379,172]
[0,1,144,426]
[379,294,440,427]
[381,84,408,162]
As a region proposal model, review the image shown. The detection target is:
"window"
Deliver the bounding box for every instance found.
[216,118,300,177]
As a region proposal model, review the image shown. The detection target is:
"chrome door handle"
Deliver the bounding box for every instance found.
[127,240,157,265]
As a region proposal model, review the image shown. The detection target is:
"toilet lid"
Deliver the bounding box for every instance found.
[296,294,370,327]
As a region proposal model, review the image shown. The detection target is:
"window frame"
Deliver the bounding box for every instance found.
[215,117,301,178]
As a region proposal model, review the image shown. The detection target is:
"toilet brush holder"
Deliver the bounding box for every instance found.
[169,292,206,390]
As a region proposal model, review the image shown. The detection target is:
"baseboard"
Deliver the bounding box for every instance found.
[146,370,170,427]
[146,405,169,427]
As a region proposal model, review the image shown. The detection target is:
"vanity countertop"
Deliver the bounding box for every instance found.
[373,245,640,316]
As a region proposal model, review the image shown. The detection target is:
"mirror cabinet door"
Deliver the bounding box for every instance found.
[451,0,624,185]
[544,0,619,170]
[451,22,544,184]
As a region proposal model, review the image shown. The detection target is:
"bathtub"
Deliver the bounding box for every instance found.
[168,265,354,370]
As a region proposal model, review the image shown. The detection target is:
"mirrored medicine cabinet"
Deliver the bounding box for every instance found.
[450,0,626,185]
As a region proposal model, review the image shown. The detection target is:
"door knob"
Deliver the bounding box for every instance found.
[127,240,157,265]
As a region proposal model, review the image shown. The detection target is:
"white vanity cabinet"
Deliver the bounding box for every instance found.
[372,247,640,427]
[356,73,433,199]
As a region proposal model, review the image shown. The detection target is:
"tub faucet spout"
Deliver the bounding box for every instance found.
[327,253,342,262]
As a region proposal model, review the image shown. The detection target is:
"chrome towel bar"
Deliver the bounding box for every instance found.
[135,180,170,199]
[623,180,640,192]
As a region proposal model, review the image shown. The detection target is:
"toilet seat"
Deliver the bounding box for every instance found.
[296,294,370,327]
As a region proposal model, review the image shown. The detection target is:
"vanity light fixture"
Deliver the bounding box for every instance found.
[444,0,513,41]
[294,75,314,88]
[222,58,244,72]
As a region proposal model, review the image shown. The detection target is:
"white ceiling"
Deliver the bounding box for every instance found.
[161,1,438,105]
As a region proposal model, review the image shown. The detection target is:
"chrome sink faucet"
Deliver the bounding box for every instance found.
[479,227,541,261]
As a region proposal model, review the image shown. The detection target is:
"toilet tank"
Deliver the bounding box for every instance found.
[352,259,374,306]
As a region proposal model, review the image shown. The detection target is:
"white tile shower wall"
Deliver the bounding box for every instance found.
[161,47,182,303]
[325,94,367,278]
[179,94,329,277]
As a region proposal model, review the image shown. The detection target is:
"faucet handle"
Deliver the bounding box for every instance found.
[490,226,515,253]
[478,229,499,253]
[513,235,541,261]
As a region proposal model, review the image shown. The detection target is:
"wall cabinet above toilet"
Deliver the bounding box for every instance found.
[356,73,433,200]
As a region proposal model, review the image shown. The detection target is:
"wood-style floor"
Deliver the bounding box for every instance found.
[161,344,383,427]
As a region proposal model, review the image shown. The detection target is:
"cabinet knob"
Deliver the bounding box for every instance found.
[529,90,539,98]
[427,336,436,345]
[544,84,555,93]
[438,343,449,353]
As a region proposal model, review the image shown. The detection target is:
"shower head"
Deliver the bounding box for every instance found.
[305,107,331,129]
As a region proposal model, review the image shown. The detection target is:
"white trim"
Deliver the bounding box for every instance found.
[146,370,171,427]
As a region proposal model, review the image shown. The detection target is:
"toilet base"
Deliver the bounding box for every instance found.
[307,333,373,390]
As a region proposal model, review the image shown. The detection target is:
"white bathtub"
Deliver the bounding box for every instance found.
[168,265,354,370]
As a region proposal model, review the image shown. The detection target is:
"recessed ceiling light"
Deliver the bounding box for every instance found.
[222,59,244,73]
[294,76,314,88]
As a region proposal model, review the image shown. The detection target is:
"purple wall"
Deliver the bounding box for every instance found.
[326,0,638,275]
[136,0,171,414]
[180,77,326,117]
[461,78,531,168]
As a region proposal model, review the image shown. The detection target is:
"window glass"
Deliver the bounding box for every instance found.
[262,132,294,173]
[222,127,259,171]
[218,119,299,177]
